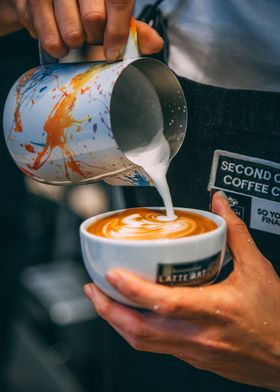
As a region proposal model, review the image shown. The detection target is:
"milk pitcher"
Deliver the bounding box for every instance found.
[3,20,187,186]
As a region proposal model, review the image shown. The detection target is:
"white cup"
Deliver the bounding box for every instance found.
[80,208,227,307]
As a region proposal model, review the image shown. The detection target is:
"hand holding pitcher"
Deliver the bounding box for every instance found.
[8,0,164,60]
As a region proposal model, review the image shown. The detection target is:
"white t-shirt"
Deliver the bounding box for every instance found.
[134,0,280,92]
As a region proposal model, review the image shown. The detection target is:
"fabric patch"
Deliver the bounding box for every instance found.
[209,150,280,236]
[250,198,280,235]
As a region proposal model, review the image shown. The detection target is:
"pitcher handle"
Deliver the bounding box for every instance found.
[123,17,140,60]
[38,40,59,66]
[39,17,140,66]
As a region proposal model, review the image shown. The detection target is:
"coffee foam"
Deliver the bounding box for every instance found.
[87,208,217,241]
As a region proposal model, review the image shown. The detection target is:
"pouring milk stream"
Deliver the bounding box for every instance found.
[125,131,176,220]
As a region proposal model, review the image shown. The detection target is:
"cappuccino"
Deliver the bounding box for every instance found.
[87,208,217,241]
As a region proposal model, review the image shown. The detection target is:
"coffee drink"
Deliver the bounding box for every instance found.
[87,208,217,241]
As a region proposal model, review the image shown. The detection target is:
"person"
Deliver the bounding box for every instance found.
[3,1,280,391]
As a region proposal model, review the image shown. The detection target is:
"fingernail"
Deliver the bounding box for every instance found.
[106,270,121,287]
[84,284,95,299]
[219,191,229,204]
[106,46,122,62]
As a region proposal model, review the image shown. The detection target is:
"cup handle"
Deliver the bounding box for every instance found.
[39,17,140,66]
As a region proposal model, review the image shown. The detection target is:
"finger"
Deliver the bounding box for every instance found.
[136,20,164,55]
[79,0,106,44]
[104,0,134,61]
[99,309,213,365]
[54,0,86,49]
[25,5,37,38]
[84,284,204,355]
[106,269,218,318]
[84,283,224,365]
[14,0,37,38]
[84,283,147,330]
[84,283,210,340]
[84,283,180,343]
[112,325,185,355]
[29,0,68,58]
[212,191,264,267]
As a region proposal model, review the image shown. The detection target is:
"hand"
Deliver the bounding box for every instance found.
[84,191,280,391]
[0,0,21,36]
[9,0,163,60]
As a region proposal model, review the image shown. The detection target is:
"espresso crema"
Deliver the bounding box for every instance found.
[87,208,217,240]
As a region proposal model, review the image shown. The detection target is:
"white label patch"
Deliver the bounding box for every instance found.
[209,150,280,236]
[208,150,280,201]
[250,199,280,235]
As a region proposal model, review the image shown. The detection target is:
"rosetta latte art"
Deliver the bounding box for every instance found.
[87,208,217,240]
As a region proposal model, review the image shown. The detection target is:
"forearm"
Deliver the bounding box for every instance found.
[0,1,22,37]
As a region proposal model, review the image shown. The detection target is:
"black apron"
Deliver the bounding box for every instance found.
[116,77,280,392]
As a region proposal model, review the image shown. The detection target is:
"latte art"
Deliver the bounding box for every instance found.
[87,208,217,240]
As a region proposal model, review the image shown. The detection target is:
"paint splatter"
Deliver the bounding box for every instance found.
[11,67,50,136]
[19,165,35,177]
[24,144,35,153]
[14,70,36,132]
[81,86,90,95]
[9,62,132,182]
[130,18,138,48]
[125,170,151,186]
[27,64,110,179]
[39,86,48,93]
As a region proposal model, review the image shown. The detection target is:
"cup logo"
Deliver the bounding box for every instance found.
[157,253,222,286]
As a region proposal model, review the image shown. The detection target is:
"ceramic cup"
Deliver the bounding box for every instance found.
[80,208,227,307]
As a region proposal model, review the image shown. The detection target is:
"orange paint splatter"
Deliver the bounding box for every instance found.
[14,109,23,132]
[28,64,109,179]
[81,86,90,95]
[25,144,35,153]
[19,166,35,177]
[130,18,138,49]
[14,68,37,133]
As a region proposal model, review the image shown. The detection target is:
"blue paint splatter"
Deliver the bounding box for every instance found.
[31,141,45,147]
[39,86,47,93]
[125,171,150,186]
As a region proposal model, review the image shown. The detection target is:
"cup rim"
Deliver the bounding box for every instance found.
[80,207,226,246]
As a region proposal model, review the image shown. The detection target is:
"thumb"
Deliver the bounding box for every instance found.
[212,191,262,268]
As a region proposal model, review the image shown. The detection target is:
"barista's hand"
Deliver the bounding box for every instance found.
[84,191,280,391]
[0,0,21,36]
[9,0,163,60]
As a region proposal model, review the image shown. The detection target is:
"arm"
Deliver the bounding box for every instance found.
[85,192,280,392]
[5,0,163,59]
